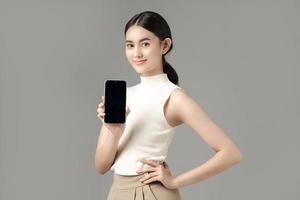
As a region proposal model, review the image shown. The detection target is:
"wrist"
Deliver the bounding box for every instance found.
[103,125,123,139]
[172,176,181,189]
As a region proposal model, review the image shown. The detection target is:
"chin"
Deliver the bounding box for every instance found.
[136,69,148,75]
[132,66,148,73]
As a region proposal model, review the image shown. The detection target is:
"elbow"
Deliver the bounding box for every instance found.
[99,170,108,175]
[95,161,110,175]
[221,145,243,165]
[234,150,243,163]
[95,165,109,175]
[231,147,243,164]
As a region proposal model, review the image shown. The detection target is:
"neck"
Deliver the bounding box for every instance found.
[139,73,169,89]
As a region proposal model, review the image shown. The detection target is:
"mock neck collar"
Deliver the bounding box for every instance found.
[139,73,169,88]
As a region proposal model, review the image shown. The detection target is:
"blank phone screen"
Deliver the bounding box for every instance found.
[104,80,126,123]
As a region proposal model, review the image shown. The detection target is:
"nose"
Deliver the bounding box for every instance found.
[133,46,143,58]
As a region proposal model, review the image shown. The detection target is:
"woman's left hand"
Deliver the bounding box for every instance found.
[136,160,178,190]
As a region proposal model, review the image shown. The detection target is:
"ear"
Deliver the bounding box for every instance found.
[161,38,172,55]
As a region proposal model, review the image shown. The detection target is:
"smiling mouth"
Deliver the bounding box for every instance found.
[134,59,147,65]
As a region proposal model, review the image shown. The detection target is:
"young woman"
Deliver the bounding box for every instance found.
[95,11,243,200]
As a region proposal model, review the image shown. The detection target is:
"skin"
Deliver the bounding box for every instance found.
[96,25,243,190]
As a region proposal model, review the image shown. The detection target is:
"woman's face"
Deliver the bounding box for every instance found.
[125,25,170,76]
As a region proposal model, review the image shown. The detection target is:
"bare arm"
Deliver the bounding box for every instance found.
[94,125,122,174]
[168,89,243,188]
[94,96,130,175]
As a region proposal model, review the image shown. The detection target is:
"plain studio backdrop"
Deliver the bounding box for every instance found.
[0,0,299,199]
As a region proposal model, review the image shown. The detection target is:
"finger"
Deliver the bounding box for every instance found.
[136,166,156,174]
[141,174,159,184]
[126,106,130,114]
[97,109,104,115]
[139,171,156,182]
[98,102,104,108]
[98,105,104,112]
[97,114,105,119]
[139,173,149,182]
[99,96,104,104]
[140,160,159,167]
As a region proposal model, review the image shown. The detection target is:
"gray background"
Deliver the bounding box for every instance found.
[1,0,299,199]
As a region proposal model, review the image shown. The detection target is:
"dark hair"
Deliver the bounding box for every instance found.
[124,11,179,86]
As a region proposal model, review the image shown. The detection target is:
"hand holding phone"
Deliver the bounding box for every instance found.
[104,80,127,123]
[97,80,130,133]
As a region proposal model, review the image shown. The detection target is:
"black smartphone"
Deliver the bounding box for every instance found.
[104,80,126,123]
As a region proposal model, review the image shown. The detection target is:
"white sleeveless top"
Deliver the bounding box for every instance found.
[110,73,182,175]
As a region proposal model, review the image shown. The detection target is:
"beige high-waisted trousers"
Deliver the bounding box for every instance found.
[107,173,182,200]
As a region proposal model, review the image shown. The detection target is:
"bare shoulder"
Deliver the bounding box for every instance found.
[167,87,243,156]
[167,88,210,126]
[169,88,191,104]
[164,88,194,127]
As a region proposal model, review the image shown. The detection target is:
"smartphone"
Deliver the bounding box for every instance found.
[104,79,126,123]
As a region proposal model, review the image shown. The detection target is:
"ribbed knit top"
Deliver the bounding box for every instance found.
[110,73,182,175]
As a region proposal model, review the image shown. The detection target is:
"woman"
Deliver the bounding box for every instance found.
[95,11,243,200]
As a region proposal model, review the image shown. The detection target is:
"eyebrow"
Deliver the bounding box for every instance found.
[125,37,151,43]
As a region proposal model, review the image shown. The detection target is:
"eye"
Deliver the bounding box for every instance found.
[126,44,133,48]
[142,42,150,47]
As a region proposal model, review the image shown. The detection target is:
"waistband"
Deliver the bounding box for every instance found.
[112,173,151,189]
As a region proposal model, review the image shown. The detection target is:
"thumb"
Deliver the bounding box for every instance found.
[126,105,130,115]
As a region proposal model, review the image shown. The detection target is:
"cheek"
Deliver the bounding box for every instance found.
[147,49,162,63]
[151,45,162,55]
[125,50,132,60]
[145,47,159,59]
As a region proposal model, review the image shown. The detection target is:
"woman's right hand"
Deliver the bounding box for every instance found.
[97,96,130,136]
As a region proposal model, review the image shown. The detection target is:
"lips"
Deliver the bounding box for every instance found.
[134,59,147,65]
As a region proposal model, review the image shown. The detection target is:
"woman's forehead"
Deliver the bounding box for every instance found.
[125,26,156,42]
